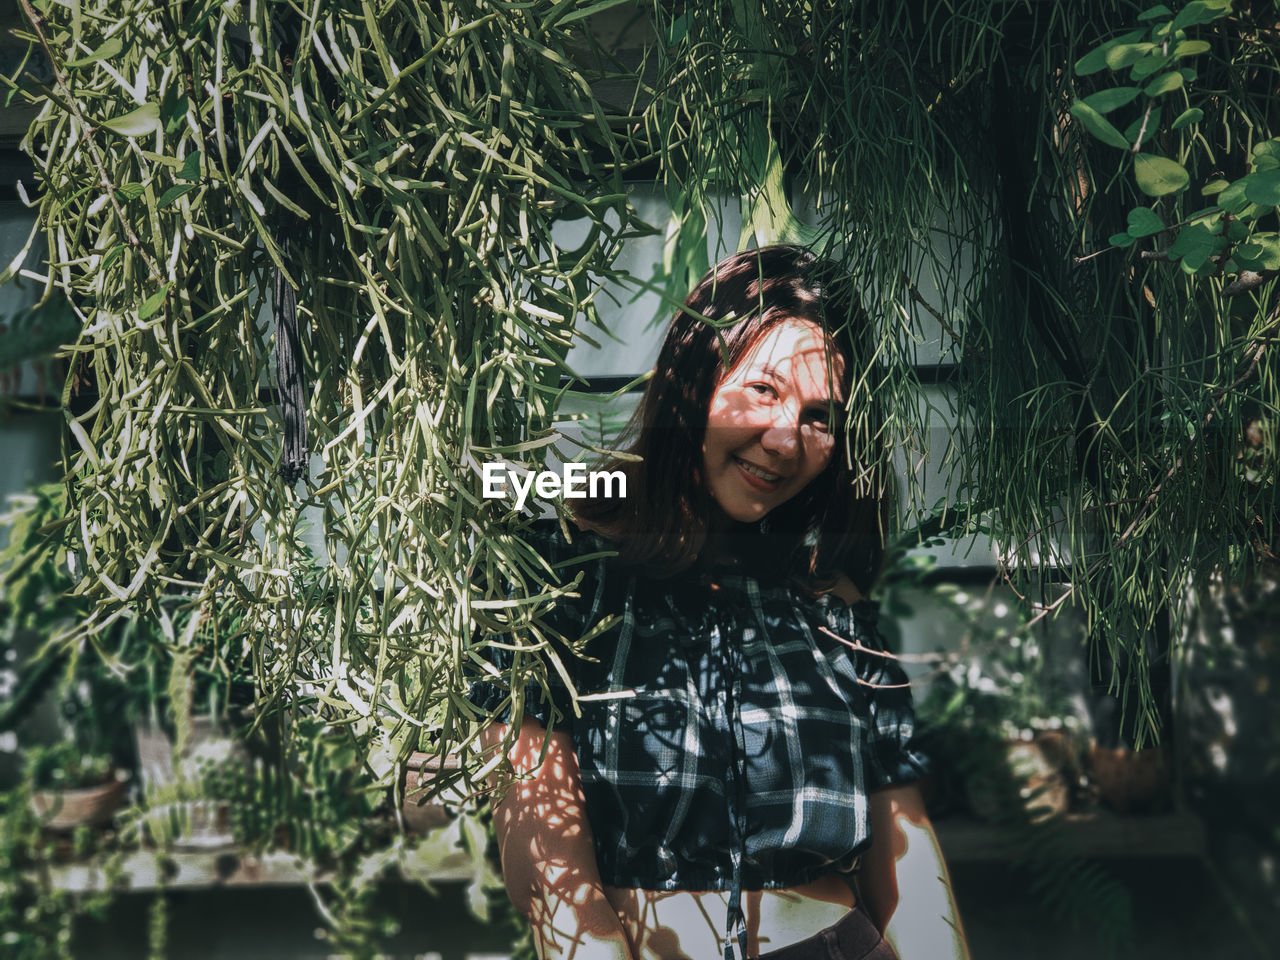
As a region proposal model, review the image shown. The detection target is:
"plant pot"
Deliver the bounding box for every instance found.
[400,752,463,833]
[1088,743,1171,815]
[967,734,1072,823]
[31,774,128,831]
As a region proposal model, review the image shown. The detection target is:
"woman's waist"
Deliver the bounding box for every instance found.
[602,875,857,960]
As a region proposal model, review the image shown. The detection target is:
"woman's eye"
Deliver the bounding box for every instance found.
[748,383,777,399]
[805,408,832,431]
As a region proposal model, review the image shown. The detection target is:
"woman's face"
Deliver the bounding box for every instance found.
[701,318,844,524]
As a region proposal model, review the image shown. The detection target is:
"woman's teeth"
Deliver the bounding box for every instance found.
[736,458,780,482]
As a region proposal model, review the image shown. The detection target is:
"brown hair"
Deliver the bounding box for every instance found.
[572,244,890,595]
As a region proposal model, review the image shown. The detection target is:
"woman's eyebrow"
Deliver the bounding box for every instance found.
[759,362,789,385]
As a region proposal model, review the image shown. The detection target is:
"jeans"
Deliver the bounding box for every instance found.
[754,908,899,960]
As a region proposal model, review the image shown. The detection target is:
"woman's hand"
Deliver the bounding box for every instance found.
[859,784,971,960]
[481,718,636,960]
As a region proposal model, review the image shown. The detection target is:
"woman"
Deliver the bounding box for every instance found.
[471,246,970,960]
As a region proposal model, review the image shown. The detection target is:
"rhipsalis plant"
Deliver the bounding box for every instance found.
[5,0,1277,797]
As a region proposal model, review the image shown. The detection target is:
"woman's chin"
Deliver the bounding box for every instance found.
[722,501,773,524]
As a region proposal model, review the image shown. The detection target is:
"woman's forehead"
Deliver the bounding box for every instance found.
[731,320,845,394]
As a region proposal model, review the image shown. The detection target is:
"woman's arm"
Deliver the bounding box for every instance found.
[859,784,971,960]
[481,718,635,960]
[825,575,969,956]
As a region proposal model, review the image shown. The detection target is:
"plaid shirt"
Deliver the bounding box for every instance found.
[469,520,928,959]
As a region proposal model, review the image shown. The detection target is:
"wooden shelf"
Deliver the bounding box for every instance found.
[934,809,1206,863]
[43,819,486,894]
[42,809,1206,894]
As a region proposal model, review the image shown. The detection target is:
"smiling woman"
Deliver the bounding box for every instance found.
[702,319,844,524]
[471,246,970,960]
[567,245,884,592]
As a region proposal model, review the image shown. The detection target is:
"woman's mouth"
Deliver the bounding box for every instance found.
[734,456,783,489]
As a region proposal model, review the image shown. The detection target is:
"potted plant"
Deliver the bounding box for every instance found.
[903,577,1085,824]
[25,742,128,831]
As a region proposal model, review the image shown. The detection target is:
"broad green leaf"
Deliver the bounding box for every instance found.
[1069,101,1130,149]
[1172,248,1203,273]
[157,182,197,208]
[1169,223,1225,258]
[1074,29,1145,75]
[114,183,144,201]
[1106,42,1155,71]
[1202,178,1228,195]
[1143,71,1183,96]
[1178,67,1198,83]
[1109,232,1136,248]
[1171,108,1203,130]
[1133,153,1189,196]
[1180,250,1213,274]
[1251,140,1280,172]
[163,92,189,135]
[1243,170,1280,206]
[1217,178,1252,215]
[1171,0,1231,30]
[1126,207,1165,237]
[1123,106,1162,142]
[1186,205,1224,225]
[1137,4,1173,21]
[65,36,123,68]
[1226,219,1251,242]
[101,102,161,137]
[139,282,172,320]
[1172,39,1211,57]
[177,151,202,181]
[1234,234,1280,271]
[1129,52,1172,80]
[1083,87,1140,114]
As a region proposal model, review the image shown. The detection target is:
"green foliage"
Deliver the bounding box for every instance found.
[4,0,1278,922]
[23,743,112,791]
[146,892,167,960]
[1071,1,1276,285]
[8,0,649,803]
[918,650,1134,955]
[0,779,122,960]
[0,483,75,637]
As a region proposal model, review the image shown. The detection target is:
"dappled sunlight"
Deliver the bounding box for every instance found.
[483,723,635,959]
[701,320,846,525]
[601,883,858,959]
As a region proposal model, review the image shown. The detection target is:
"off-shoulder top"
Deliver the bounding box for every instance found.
[468,520,929,959]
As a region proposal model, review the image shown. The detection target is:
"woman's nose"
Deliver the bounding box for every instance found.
[760,406,801,458]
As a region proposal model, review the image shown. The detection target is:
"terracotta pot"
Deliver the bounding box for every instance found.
[400,753,462,833]
[31,775,128,831]
[1088,743,1171,815]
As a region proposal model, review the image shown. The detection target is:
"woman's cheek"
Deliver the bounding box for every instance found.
[805,428,836,460]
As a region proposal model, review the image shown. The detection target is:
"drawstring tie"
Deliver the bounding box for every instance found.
[720,599,751,960]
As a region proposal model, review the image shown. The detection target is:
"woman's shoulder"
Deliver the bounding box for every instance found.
[825,572,864,605]
[803,576,884,647]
